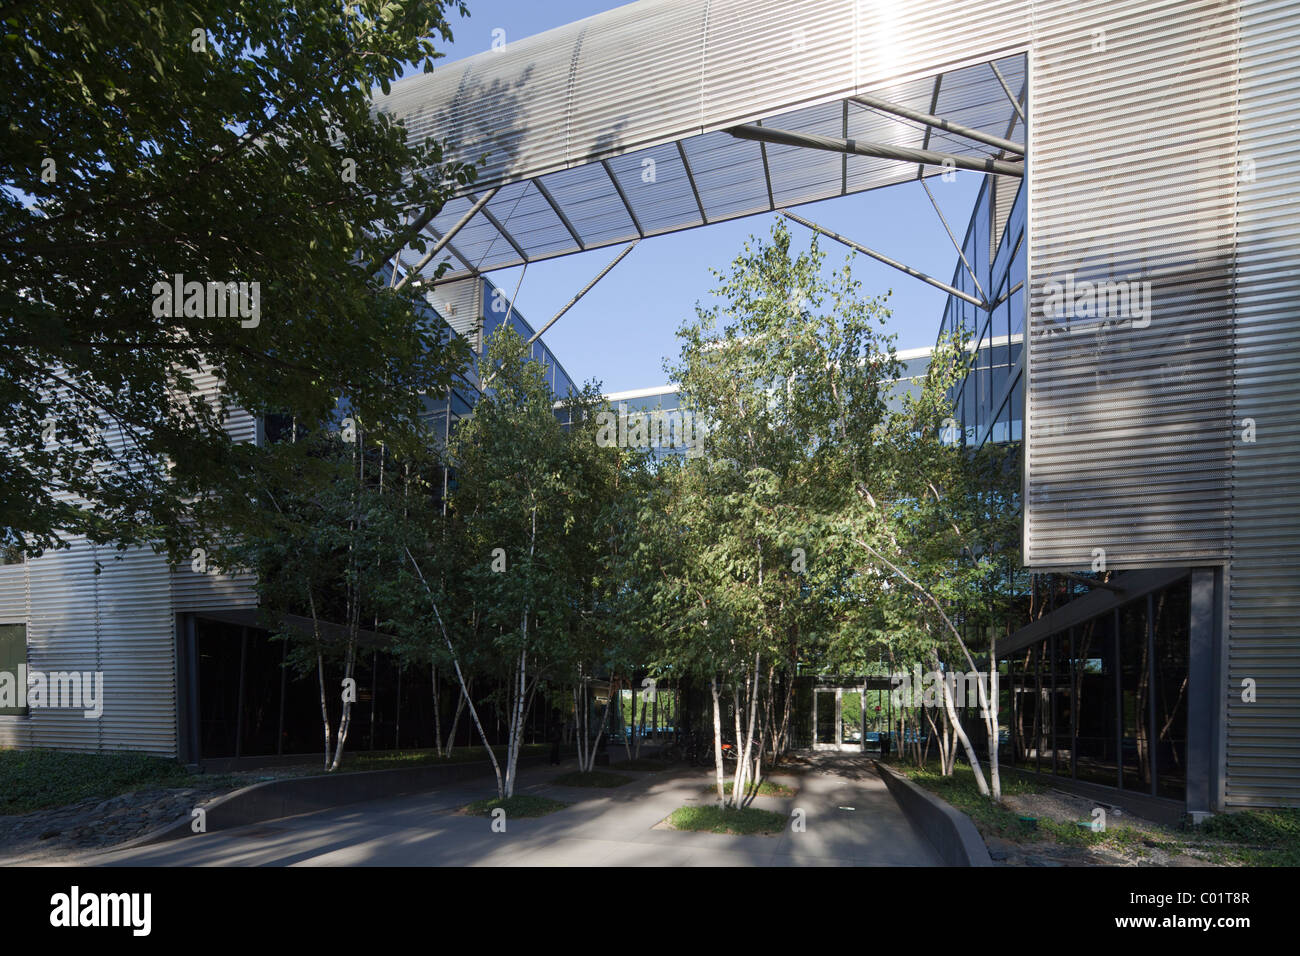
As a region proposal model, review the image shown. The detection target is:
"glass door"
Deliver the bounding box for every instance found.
[813,686,866,751]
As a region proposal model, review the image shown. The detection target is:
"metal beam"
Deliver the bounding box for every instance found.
[601,159,645,237]
[412,225,478,285]
[728,124,1024,178]
[851,91,1024,156]
[919,73,943,179]
[534,177,586,251]
[676,141,708,224]
[921,179,986,301]
[841,99,849,194]
[990,279,1024,310]
[757,119,776,210]
[476,203,528,268]
[394,187,499,291]
[782,210,988,310]
[526,241,639,346]
[365,200,446,277]
[997,71,1026,159]
[989,60,1027,126]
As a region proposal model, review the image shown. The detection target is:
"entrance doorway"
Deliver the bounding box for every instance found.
[812,684,865,752]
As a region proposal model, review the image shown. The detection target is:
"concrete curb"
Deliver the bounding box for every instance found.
[875,760,993,867]
[113,752,558,850]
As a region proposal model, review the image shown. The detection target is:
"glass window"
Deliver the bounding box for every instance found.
[1052,632,1074,776]
[0,623,27,716]
[1073,612,1118,786]
[1010,646,1036,768]
[1153,582,1191,801]
[1120,600,1152,793]
[1009,268,1025,339]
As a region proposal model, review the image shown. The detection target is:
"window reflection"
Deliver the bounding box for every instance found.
[999,578,1189,802]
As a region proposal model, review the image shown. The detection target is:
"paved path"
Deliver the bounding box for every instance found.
[69,753,941,867]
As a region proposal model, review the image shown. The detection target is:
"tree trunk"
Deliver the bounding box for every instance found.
[432,664,443,758]
[936,660,989,795]
[329,633,358,771]
[710,677,727,805]
[316,648,331,772]
[736,653,761,806]
[445,678,469,756]
[404,547,504,797]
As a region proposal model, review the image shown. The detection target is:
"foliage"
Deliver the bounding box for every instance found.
[666,805,787,835]
[0,748,200,814]
[462,794,568,818]
[1,0,473,558]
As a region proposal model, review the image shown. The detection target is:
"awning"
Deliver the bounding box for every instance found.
[372,0,1027,285]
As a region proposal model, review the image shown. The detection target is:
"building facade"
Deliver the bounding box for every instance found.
[4,1,1296,813]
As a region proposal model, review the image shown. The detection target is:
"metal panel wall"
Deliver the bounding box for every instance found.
[376,0,1032,190]
[0,542,186,755]
[1025,0,1238,570]
[0,366,262,755]
[1224,0,1300,808]
[0,563,33,749]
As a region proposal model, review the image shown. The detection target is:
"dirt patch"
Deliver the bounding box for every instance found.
[991,788,1217,867]
[0,765,316,863]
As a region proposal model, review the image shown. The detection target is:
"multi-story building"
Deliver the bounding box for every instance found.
[4,0,1296,819]
[0,277,579,764]
[371,0,1298,816]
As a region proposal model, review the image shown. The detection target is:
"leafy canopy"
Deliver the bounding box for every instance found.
[1,0,474,557]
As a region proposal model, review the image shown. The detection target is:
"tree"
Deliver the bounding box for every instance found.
[649,220,900,807]
[388,326,633,797]
[211,424,430,771]
[1,0,474,558]
[648,219,1021,807]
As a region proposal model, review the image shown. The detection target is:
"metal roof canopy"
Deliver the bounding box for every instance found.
[372,0,1026,287]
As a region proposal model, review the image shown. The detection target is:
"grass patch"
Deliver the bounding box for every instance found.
[551,770,633,788]
[667,805,787,835]
[704,779,796,797]
[462,794,568,818]
[890,760,1300,866]
[891,761,1144,850]
[0,749,200,815]
[1189,808,1300,866]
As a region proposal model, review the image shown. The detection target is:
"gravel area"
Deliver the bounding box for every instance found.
[0,767,309,863]
[988,787,1216,867]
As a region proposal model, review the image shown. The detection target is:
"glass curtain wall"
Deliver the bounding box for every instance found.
[998,577,1191,800]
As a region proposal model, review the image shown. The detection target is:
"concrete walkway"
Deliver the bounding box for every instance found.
[70,753,941,866]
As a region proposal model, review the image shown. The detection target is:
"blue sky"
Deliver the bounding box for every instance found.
[413,1,983,394]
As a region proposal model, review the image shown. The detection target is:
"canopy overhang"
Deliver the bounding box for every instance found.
[372,0,1027,286]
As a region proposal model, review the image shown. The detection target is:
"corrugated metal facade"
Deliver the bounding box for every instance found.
[0,370,257,756]
[1224,0,1300,808]
[425,277,482,342]
[376,0,1031,283]
[1024,0,1238,570]
[3,1,1292,802]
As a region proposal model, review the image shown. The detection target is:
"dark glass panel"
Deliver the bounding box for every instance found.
[1120,600,1152,792]
[1073,612,1119,786]
[1154,581,1191,800]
